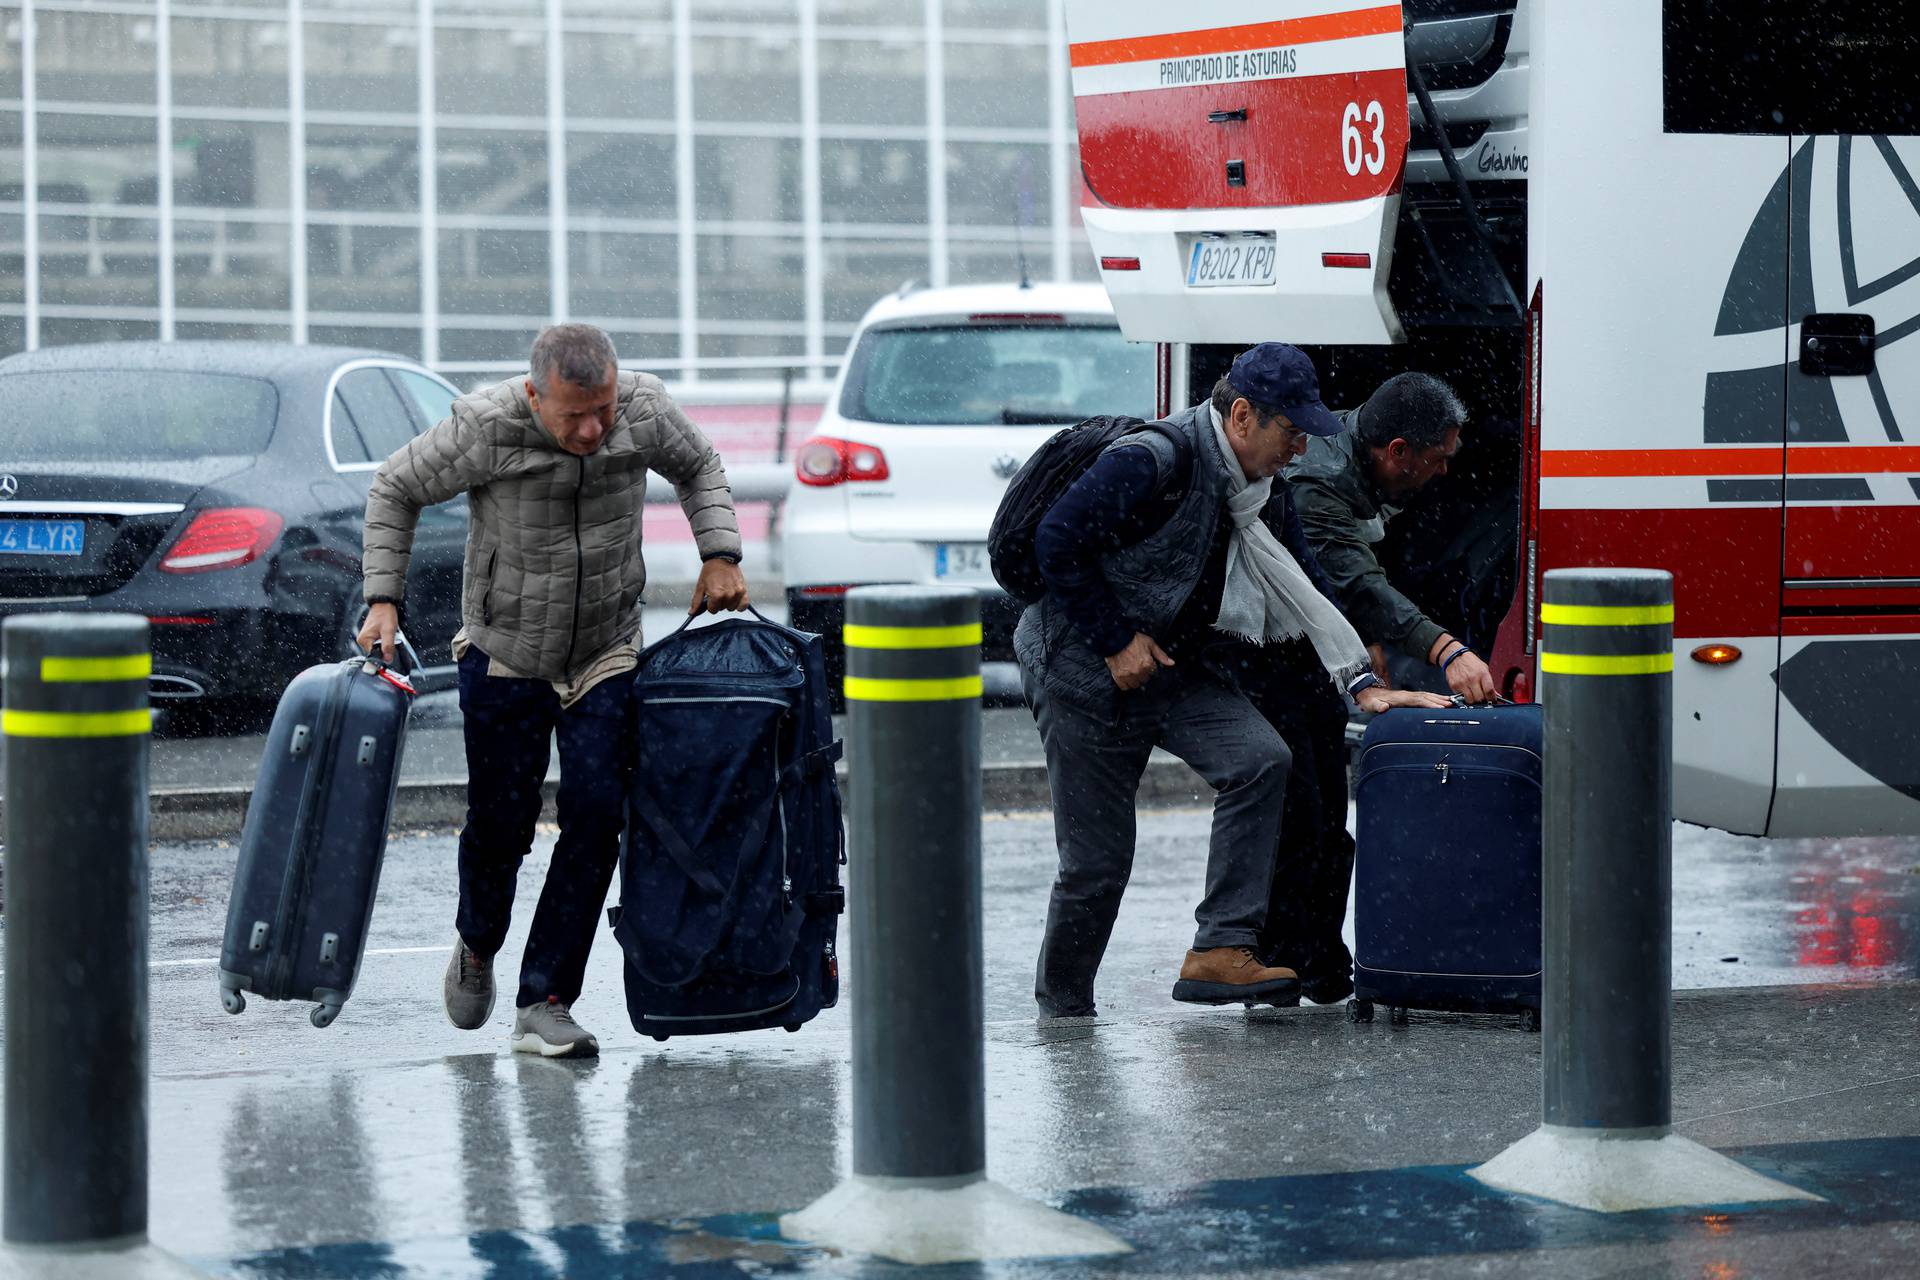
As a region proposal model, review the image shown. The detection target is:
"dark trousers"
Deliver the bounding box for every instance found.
[1025,663,1292,1018]
[1208,638,1357,980]
[455,647,632,1008]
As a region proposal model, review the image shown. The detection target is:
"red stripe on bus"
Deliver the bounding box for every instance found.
[1068,6,1403,69]
[1543,445,1920,478]
[1784,614,1920,637]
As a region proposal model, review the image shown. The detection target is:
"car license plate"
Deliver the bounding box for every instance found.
[934,543,994,584]
[1188,234,1278,288]
[0,519,85,556]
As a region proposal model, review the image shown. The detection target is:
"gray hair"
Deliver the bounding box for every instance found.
[1354,372,1467,451]
[1208,374,1287,429]
[529,323,618,394]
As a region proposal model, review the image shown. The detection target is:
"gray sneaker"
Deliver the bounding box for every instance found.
[443,936,495,1030]
[511,998,599,1058]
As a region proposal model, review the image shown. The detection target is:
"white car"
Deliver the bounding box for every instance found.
[781,281,1157,701]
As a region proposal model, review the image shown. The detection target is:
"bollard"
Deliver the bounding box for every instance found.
[781,587,1128,1264]
[2,614,203,1277]
[843,586,986,1180]
[1469,570,1817,1212]
[1540,567,1675,1132]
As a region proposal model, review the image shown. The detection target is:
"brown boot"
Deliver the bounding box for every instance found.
[1171,947,1302,1007]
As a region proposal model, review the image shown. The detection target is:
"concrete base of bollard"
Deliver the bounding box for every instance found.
[1468,1126,1823,1213]
[780,1173,1133,1265]
[0,1240,207,1279]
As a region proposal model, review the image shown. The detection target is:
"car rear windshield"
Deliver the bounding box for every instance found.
[839,323,1155,425]
[0,370,280,461]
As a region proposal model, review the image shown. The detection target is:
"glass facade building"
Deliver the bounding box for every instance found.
[0,0,1091,393]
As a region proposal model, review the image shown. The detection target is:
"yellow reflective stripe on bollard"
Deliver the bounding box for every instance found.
[39,654,153,683]
[844,675,984,702]
[1,708,153,738]
[1538,651,1675,676]
[843,623,984,650]
[1539,603,1675,627]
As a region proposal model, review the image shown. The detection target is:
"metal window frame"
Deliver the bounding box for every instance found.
[321,356,459,474]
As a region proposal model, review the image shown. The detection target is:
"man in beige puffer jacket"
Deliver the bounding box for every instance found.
[356,323,747,1057]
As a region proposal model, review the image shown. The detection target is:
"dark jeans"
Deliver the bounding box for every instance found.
[1209,638,1357,981]
[1024,662,1292,1018]
[455,646,632,1008]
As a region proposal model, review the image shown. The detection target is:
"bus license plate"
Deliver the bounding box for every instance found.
[0,519,85,556]
[1188,235,1278,288]
[934,543,994,584]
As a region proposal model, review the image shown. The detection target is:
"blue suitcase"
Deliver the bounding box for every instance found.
[218,642,418,1028]
[608,609,845,1041]
[1350,701,1542,1028]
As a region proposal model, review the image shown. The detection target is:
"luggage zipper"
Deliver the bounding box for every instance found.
[268,665,352,997]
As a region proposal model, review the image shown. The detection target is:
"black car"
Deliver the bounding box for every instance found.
[0,342,468,716]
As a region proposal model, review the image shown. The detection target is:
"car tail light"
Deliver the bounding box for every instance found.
[798,584,854,598]
[1322,252,1373,268]
[795,437,890,487]
[159,508,285,574]
[1100,256,1143,271]
[148,615,216,625]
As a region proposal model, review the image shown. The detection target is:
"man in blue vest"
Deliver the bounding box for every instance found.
[1014,343,1449,1020]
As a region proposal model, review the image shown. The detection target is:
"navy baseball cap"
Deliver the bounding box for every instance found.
[1226,343,1344,438]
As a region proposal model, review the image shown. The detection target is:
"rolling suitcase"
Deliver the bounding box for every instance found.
[1350,700,1542,1029]
[608,608,845,1041]
[217,639,418,1027]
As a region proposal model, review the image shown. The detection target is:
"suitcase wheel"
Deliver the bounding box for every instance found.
[221,988,246,1016]
[1521,1008,1541,1033]
[310,1003,342,1029]
[1347,999,1373,1024]
[1388,1006,1410,1026]
[651,1034,670,1043]
[783,1023,802,1033]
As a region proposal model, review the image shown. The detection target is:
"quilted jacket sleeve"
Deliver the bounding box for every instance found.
[645,387,744,563]
[362,401,497,604]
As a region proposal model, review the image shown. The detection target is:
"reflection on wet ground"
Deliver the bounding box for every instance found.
[1,809,1915,1272]
[1672,824,1920,986]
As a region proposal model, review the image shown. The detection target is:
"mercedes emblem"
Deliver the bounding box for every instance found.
[991,455,1020,480]
[0,474,18,500]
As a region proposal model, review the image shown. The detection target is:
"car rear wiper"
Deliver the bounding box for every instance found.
[999,408,1072,424]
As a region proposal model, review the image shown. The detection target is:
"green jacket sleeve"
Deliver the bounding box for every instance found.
[1291,479,1448,663]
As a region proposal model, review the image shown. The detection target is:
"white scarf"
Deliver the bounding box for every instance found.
[1208,405,1371,689]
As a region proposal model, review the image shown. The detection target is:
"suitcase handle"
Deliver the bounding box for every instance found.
[347,617,422,679]
[664,602,779,640]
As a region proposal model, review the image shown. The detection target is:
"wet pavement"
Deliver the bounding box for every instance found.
[2,807,1918,1275]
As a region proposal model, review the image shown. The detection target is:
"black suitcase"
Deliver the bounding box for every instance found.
[609,608,845,1040]
[1349,701,1543,1029]
[218,642,417,1027]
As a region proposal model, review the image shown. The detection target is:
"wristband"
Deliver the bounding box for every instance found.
[1440,645,1475,674]
[1346,672,1380,696]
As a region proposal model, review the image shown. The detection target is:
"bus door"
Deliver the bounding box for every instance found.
[1769,129,1920,836]
[1537,1,1786,836]
[1665,0,1920,835]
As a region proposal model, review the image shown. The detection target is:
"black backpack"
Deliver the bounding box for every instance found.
[987,415,1190,604]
